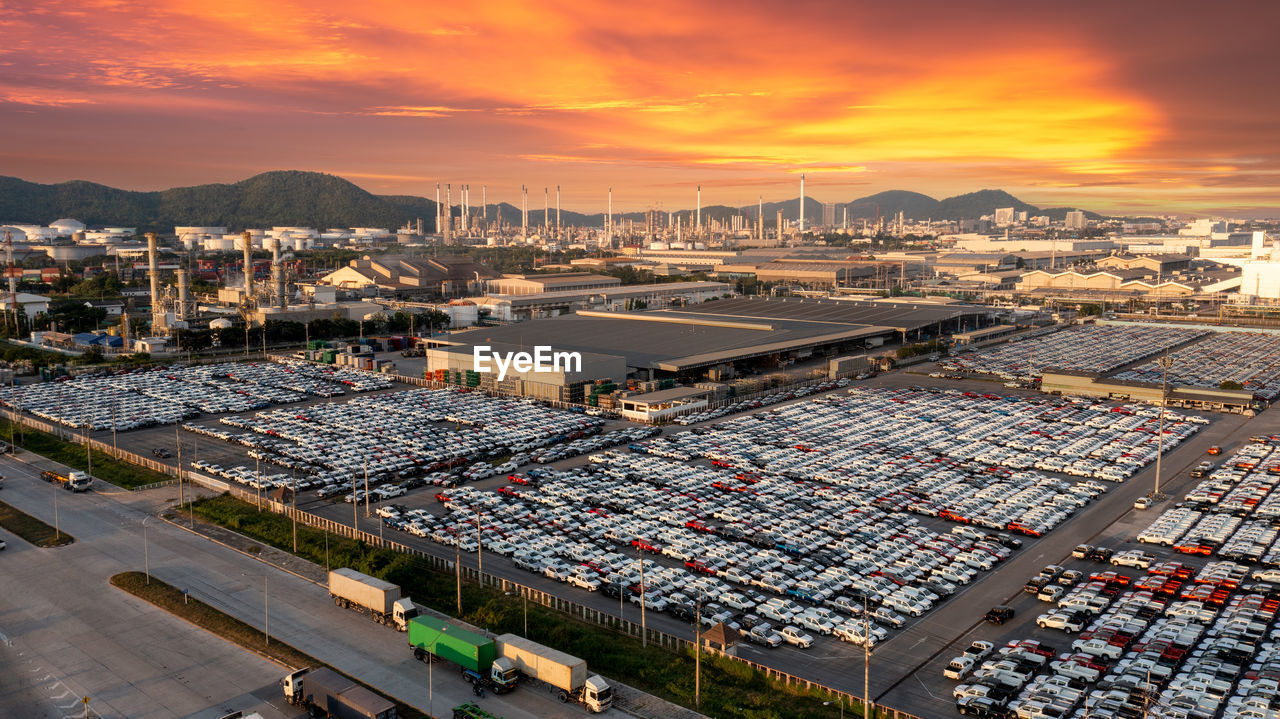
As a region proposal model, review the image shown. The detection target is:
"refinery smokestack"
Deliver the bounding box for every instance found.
[147,232,164,331]
[696,185,701,234]
[270,237,285,308]
[241,231,254,300]
[444,184,453,243]
[556,185,561,238]
[799,173,806,233]
[435,183,441,234]
[776,209,783,246]
[607,186,613,247]
[482,185,487,226]
[758,195,764,242]
[521,185,528,240]
[175,268,190,321]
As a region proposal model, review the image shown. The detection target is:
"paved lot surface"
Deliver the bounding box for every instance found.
[0,457,630,719]
[13,361,1277,719]
[0,459,300,719]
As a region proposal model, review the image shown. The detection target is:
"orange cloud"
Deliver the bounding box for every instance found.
[0,0,1276,213]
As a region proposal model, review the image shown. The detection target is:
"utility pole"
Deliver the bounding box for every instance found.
[455,539,462,614]
[694,591,702,709]
[864,594,872,719]
[1153,353,1175,499]
[475,505,483,577]
[175,423,184,515]
[638,548,646,647]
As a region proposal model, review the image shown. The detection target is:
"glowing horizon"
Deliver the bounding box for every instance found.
[1,1,1277,216]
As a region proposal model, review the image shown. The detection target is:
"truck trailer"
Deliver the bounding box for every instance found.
[329,568,418,631]
[407,615,519,693]
[281,667,396,719]
[496,634,612,713]
[40,469,92,492]
[406,617,611,711]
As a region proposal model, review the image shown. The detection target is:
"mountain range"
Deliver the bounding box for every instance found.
[0,171,1102,233]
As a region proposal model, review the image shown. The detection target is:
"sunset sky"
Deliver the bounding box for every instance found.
[2,1,1277,215]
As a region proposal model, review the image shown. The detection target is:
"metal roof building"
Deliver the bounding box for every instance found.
[435,297,994,378]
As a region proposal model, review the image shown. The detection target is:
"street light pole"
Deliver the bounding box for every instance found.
[175,423,184,513]
[264,574,269,646]
[476,505,483,578]
[455,540,462,614]
[694,590,701,709]
[143,517,150,585]
[1153,353,1175,500]
[638,548,647,648]
[864,594,872,719]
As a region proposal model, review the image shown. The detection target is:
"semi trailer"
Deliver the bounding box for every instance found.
[281,667,396,719]
[328,568,418,631]
[406,616,612,712]
[40,469,92,492]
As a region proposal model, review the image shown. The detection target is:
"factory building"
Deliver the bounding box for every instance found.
[427,297,994,390]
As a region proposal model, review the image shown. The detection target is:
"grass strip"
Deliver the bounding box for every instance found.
[0,418,171,490]
[110,571,429,719]
[190,494,865,719]
[0,498,75,547]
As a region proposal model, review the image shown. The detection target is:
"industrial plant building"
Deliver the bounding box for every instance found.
[423,297,996,393]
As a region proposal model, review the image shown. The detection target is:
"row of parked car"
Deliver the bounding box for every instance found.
[190,389,604,497]
[672,379,850,425]
[1139,441,1280,566]
[949,556,1280,719]
[0,359,393,431]
[1115,331,1280,401]
[943,324,1208,381]
[371,418,1077,653]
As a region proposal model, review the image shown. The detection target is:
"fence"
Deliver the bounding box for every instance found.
[184,475,923,719]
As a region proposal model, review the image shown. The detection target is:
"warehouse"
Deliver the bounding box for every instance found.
[428,297,995,385]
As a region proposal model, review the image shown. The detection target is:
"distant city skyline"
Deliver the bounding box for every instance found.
[2,2,1277,216]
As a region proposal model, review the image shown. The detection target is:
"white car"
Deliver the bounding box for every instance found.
[1252,568,1280,583]
[1111,551,1155,569]
[1036,612,1084,633]
[944,655,976,680]
[779,626,814,648]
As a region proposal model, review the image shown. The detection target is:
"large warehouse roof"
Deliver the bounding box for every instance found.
[443,297,991,372]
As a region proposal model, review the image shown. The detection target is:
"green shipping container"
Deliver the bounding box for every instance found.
[407,616,495,673]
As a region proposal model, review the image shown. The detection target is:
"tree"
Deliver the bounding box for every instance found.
[1220,380,1244,391]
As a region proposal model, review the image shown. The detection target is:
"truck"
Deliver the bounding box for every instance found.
[407,615,519,694]
[281,667,397,719]
[40,469,92,492]
[406,617,611,711]
[329,568,418,631]
[495,633,612,713]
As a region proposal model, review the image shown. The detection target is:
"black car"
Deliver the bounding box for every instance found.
[1087,547,1114,562]
[152,447,173,458]
[984,606,1015,624]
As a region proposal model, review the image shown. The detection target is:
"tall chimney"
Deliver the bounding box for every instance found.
[435,183,441,234]
[521,185,528,241]
[776,210,784,246]
[607,186,613,247]
[696,185,701,235]
[544,187,549,233]
[758,195,764,242]
[556,185,561,238]
[241,231,254,300]
[444,184,453,243]
[147,232,164,331]
[175,269,190,321]
[271,237,285,308]
[482,185,487,226]
[799,173,806,233]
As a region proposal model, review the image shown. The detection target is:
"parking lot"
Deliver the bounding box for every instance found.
[10,348,1280,717]
[902,405,1280,719]
[944,325,1208,380]
[1114,331,1280,401]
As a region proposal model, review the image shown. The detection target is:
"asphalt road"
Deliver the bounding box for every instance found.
[0,457,627,719]
[0,460,300,719]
